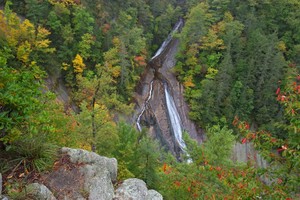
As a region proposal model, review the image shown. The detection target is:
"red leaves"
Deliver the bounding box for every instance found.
[277,94,287,102]
[291,109,295,115]
[277,145,288,153]
[244,122,250,130]
[241,138,247,144]
[174,181,181,187]
[276,87,281,95]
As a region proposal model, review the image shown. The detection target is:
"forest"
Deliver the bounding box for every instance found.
[0,0,299,199]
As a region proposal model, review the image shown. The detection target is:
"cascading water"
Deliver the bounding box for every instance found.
[150,18,183,60]
[164,85,192,163]
[136,19,183,131]
[136,80,154,131]
[136,18,192,162]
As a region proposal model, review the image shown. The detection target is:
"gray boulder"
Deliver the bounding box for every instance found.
[114,178,162,200]
[26,183,56,200]
[146,190,163,200]
[61,147,117,182]
[60,147,116,200]
[80,165,114,200]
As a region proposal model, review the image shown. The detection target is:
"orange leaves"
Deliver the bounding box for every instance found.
[162,163,172,175]
[183,76,195,88]
[232,116,239,126]
[233,117,250,133]
[134,55,146,66]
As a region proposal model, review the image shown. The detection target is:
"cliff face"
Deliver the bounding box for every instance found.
[133,30,203,158]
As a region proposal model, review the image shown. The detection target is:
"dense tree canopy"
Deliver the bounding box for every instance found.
[0,0,299,199]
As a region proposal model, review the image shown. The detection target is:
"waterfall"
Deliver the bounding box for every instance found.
[164,85,192,163]
[136,80,154,131]
[151,18,183,60]
[136,18,192,162]
[136,18,184,131]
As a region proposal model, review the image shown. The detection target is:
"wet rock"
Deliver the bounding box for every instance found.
[26,183,56,200]
[114,178,162,200]
[133,25,203,159]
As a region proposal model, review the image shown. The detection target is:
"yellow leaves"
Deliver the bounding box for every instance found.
[200,28,225,51]
[17,41,32,63]
[205,67,219,79]
[112,37,121,48]
[20,19,35,39]
[224,12,234,23]
[111,66,121,78]
[35,26,55,53]
[62,62,70,70]
[35,39,51,50]
[277,41,287,52]
[48,0,78,6]
[0,8,54,59]
[72,54,86,73]
[37,26,51,39]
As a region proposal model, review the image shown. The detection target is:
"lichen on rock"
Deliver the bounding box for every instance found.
[114,178,163,200]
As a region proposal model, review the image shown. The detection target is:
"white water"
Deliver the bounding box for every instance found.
[164,85,192,163]
[136,80,154,131]
[151,18,183,60]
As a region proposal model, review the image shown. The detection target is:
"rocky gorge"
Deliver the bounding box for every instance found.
[134,19,203,160]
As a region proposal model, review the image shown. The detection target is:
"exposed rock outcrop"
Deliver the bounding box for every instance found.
[232,142,268,168]
[61,147,117,182]
[114,178,162,200]
[7,148,162,200]
[26,183,57,200]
